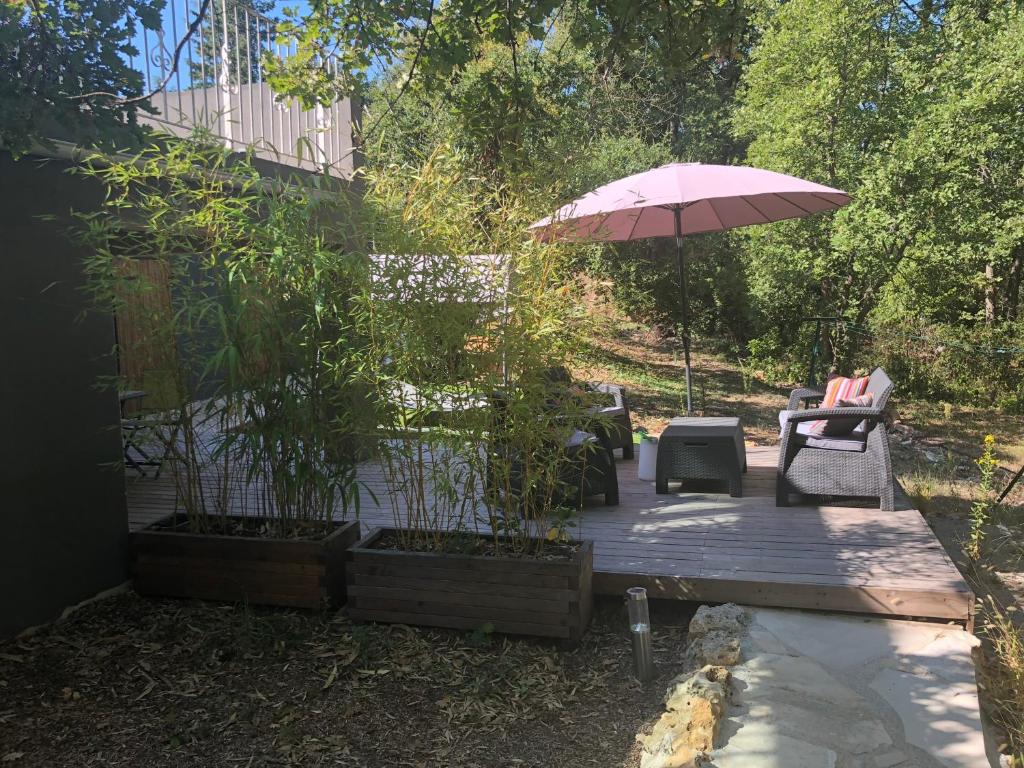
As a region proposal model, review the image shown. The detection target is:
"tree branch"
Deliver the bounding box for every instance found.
[361,1,435,139]
[72,0,213,105]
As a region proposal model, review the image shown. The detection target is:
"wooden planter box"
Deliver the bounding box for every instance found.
[131,517,361,609]
[345,527,594,646]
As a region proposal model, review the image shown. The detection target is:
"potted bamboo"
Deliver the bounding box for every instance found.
[342,173,601,645]
[81,142,369,609]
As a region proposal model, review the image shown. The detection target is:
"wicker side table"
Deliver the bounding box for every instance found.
[655,417,747,497]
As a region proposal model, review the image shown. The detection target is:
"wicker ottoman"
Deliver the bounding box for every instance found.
[655,417,747,497]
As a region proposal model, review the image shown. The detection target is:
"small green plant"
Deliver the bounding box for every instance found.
[468,622,495,646]
[967,434,999,559]
[907,474,936,515]
[545,506,578,544]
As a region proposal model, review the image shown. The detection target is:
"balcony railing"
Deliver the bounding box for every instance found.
[129,0,358,177]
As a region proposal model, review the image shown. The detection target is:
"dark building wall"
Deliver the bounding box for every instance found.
[0,153,128,638]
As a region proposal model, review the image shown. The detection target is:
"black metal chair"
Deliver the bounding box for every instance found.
[119,376,181,479]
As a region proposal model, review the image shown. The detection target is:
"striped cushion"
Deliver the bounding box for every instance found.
[809,376,870,435]
[811,392,874,436]
[822,375,869,407]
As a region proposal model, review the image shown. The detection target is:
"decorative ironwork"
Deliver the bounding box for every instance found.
[149,26,174,75]
[130,0,351,174]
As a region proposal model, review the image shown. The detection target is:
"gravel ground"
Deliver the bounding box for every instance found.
[0,593,693,767]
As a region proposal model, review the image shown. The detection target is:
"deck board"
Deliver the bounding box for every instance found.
[126,442,973,624]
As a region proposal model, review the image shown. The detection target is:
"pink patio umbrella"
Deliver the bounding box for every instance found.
[530,162,850,414]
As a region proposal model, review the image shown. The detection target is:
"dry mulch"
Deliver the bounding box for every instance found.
[0,594,691,767]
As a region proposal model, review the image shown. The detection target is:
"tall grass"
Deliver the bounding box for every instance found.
[980,597,1024,764]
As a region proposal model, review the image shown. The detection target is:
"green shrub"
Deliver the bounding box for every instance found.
[80,139,369,536]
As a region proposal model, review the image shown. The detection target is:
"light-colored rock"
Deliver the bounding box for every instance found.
[741,700,892,755]
[869,668,989,768]
[712,725,839,768]
[688,603,749,639]
[686,629,741,667]
[641,606,995,768]
[891,632,980,687]
[639,713,707,768]
[745,624,796,656]
[731,652,865,709]
[684,604,748,668]
[750,609,951,671]
[640,666,730,768]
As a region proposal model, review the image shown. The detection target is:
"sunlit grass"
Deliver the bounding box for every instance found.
[980,598,1024,763]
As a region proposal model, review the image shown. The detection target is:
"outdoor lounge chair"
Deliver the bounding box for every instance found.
[486,386,619,509]
[776,367,896,511]
[540,366,635,460]
[588,382,635,460]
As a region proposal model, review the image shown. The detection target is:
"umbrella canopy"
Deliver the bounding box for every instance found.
[530,163,849,413]
[531,162,849,242]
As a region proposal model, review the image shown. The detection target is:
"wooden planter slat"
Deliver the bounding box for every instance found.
[134,581,324,610]
[346,546,580,576]
[133,532,326,564]
[345,527,593,646]
[135,554,327,577]
[131,516,360,609]
[134,563,324,591]
[354,562,571,589]
[350,573,578,602]
[134,571,324,609]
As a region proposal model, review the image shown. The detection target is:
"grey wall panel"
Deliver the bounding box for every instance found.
[0,153,128,639]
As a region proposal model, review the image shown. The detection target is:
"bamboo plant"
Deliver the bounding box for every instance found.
[355,148,606,556]
[79,138,370,538]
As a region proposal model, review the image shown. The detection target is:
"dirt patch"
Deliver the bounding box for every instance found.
[373,531,579,560]
[150,515,339,540]
[0,594,692,767]
[575,325,788,445]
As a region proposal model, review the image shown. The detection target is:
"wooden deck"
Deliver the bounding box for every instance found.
[126,445,974,625]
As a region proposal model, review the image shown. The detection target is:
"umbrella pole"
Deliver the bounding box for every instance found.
[674,208,693,415]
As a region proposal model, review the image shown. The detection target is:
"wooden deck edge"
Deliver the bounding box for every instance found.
[593,570,974,626]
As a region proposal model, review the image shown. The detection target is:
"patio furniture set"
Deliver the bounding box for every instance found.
[122,365,898,511]
[547,366,897,512]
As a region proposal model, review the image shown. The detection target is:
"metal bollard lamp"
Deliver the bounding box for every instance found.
[627,587,654,682]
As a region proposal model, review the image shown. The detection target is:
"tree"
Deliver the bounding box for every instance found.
[1,0,165,156]
[361,4,754,337]
[733,0,944,361]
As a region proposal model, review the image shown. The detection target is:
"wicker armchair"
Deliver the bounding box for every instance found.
[588,382,635,460]
[776,368,896,511]
[539,367,635,460]
[485,390,619,509]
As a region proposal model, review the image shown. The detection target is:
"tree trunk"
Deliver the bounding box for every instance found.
[1004,247,1023,322]
[985,262,996,326]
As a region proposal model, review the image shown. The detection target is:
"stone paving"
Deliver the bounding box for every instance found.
[640,605,997,768]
